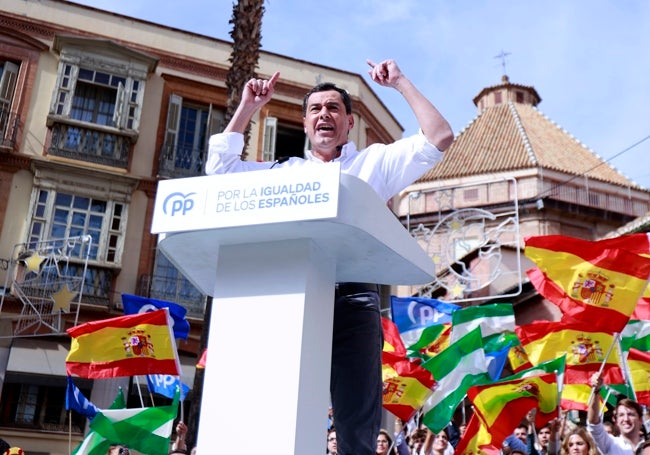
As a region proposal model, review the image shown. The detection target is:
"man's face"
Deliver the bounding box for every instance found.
[514,427,527,443]
[303,90,353,155]
[538,427,551,445]
[615,405,641,437]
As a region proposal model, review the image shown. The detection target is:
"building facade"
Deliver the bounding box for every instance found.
[0,1,401,452]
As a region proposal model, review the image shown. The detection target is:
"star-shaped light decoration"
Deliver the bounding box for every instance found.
[51,283,77,313]
[450,282,466,299]
[24,251,46,274]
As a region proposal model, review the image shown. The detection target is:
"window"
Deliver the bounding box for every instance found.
[48,36,157,168]
[28,189,124,264]
[159,94,225,178]
[0,374,87,433]
[261,117,307,161]
[149,252,205,317]
[494,91,502,104]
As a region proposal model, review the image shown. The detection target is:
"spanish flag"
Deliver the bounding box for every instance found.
[455,413,500,455]
[466,372,558,447]
[66,309,181,379]
[381,318,436,421]
[515,320,625,386]
[626,348,650,406]
[524,234,650,333]
[592,233,650,320]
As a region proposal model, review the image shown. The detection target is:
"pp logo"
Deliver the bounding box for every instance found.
[163,192,197,216]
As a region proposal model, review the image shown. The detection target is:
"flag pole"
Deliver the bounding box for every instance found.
[68,409,72,454]
[134,375,145,407]
[179,379,184,418]
[615,331,636,401]
[588,332,620,405]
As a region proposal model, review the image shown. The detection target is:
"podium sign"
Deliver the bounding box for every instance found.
[152,166,436,454]
[152,163,340,233]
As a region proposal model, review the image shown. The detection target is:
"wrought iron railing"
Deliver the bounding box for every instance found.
[0,105,20,149]
[138,274,206,318]
[158,142,206,178]
[49,122,131,168]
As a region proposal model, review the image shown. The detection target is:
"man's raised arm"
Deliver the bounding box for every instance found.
[224,71,281,134]
[367,59,454,151]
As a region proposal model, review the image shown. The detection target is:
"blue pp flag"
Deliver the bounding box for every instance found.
[390,296,460,333]
[390,296,460,346]
[66,376,99,419]
[121,293,190,340]
[146,374,190,401]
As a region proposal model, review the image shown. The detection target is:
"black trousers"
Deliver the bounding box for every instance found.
[330,282,382,455]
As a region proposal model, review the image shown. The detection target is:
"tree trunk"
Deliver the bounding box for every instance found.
[225,0,265,160]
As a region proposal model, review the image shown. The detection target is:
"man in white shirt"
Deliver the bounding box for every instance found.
[205,58,453,455]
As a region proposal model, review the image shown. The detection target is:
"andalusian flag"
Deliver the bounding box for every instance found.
[406,323,451,360]
[515,321,625,386]
[66,309,181,378]
[72,388,126,455]
[86,390,179,455]
[524,234,650,333]
[455,413,500,455]
[466,373,559,447]
[381,318,436,421]
[621,320,650,352]
[450,303,515,351]
[421,327,491,433]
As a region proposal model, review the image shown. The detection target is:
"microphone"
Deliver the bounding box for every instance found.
[270,156,290,169]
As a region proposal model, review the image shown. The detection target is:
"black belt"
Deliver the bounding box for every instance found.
[335,282,379,296]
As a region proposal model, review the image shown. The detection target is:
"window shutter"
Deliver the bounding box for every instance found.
[162,94,182,165]
[261,116,277,162]
[207,104,225,136]
[112,81,126,128]
[0,61,19,105]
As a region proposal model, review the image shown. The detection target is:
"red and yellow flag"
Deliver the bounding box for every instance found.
[516,320,625,386]
[560,383,593,411]
[593,233,650,320]
[381,317,435,421]
[455,413,500,455]
[382,317,407,357]
[524,234,650,333]
[626,348,650,406]
[66,309,181,379]
[467,373,558,447]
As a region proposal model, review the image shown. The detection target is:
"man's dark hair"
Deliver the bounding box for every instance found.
[302,83,352,116]
[616,398,643,419]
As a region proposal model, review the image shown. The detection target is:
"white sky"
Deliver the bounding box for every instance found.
[70,0,650,189]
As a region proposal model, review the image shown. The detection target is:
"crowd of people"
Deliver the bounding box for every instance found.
[324,373,650,455]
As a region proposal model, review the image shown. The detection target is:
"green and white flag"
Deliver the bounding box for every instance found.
[621,320,650,352]
[450,303,516,352]
[421,327,491,433]
[73,388,126,455]
[74,389,179,455]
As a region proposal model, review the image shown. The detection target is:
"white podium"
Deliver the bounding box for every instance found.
[151,165,436,454]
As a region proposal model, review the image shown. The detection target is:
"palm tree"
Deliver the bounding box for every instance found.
[225,0,265,160]
[185,1,265,447]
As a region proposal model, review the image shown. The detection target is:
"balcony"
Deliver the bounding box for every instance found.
[158,142,206,178]
[138,274,206,318]
[48,121,131,168]
[0,105,19,150]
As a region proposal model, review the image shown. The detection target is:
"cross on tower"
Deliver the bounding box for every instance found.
[494,50,511,75]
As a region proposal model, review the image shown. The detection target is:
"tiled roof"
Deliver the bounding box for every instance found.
[419,102,639,188]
